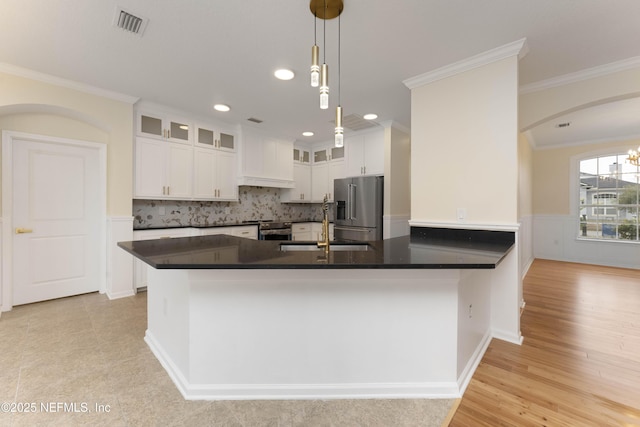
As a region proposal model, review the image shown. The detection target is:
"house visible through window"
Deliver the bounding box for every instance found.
[579,153,639,241]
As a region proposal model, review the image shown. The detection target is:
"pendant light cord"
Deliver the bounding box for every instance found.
[323,0,327,63]
[338,12,341,105]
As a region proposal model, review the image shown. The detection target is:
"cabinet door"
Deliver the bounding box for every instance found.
[295,164,311,200]
[345,135,365,176]
[364,131,384,175]
[196,127,216,149]
[138,113,164,139]
[166,143,192,198]
[312,163,329,202]
[193,148,216,198]
[135,137,166,198]
[330,146,345,161]
[168,120,190,144]
[215,151,238,200]
[314,148,328,163]
[219,132,235,151]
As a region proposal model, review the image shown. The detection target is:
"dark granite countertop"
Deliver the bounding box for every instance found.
[118,227,515,270]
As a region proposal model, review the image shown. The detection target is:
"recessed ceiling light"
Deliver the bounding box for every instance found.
[363,113,378,120]
[274,69,295,80]
[302,131,314,137]
[214,104,230,112]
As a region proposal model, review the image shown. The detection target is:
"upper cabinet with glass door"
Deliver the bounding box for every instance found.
[195,123,236,152]
[137,111,192,144]
[293,147,310,164]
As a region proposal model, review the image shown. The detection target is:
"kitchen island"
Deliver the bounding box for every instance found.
[118,227,519,400]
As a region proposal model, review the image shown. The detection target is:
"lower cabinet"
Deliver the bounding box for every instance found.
[293,222,334,241]
[292,223,312,241]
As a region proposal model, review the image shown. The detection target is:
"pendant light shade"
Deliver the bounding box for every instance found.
[310,44,320,87]
[320,63,329,109]
[335,105,344,147]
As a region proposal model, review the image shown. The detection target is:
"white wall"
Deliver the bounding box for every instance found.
[384,123,411,238]
[409,56,519,226]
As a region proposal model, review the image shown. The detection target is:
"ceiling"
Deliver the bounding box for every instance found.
[1,0,639,146]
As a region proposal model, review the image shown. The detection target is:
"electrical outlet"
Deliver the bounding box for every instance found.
[457,208,466,223]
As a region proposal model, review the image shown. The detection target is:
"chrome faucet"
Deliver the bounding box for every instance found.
[317,195,330,254]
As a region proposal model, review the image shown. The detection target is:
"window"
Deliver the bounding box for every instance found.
[579,153,639,241]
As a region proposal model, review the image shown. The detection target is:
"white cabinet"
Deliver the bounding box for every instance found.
[193,148,237,200]
[231,225,258,240]
[195,124,235,151]
[238,128,294,188]
[137,111,191,144]
[135,137,192,199]
[282,163,312,202]
[292,223,313,241]
[293,147,310,163]
[345,130,384,176]
[132,228,194,288]
[311,145,346,202]
[311,163,329,202]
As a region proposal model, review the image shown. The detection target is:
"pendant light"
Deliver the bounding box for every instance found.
[310,15,319,87]
[319,0,329,109]
[334,12,343,147]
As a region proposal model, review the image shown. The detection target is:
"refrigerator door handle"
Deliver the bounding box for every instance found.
[350,184,357,219]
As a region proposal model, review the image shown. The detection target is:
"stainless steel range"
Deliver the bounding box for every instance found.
[258,221,292,240]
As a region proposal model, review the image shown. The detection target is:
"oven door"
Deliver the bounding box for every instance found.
[259,230,292,240]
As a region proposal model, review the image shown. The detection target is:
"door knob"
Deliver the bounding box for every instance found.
[15,227,33,234]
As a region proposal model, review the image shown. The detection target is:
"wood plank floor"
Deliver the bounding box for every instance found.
[449,259,640,427]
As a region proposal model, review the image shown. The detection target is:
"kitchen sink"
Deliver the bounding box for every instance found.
[279,243,370,252]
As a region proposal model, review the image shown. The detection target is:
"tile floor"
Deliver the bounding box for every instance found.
[0,291,454,426]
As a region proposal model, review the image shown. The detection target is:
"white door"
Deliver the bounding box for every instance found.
[11,137,102,305]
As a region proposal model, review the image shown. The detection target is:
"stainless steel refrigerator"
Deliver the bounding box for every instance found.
[334,175,383,241]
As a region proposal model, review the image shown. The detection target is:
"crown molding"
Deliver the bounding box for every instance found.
[0,62,139,104]
[403,38,528,90]
[519,56,640,95]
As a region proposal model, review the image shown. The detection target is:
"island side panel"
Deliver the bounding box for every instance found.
[185,269,461,400]
[457,268,493,389]
[145,268,191,389]
[490,248,522,344]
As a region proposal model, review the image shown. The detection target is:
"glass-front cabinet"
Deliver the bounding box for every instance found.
[293,147,310,163]
[195,124,235,151]
[137,111,191,144]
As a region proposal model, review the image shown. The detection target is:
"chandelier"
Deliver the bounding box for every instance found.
[627,146,640,166]
[310,0,344,147]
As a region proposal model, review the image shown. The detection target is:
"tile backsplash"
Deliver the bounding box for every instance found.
[133,186,328,229]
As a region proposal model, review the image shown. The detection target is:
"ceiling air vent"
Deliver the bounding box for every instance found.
[247,117,263,124]
[340,114,380,131]
[113,7,148,36]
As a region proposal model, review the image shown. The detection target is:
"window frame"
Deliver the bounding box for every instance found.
[572,148,640,243]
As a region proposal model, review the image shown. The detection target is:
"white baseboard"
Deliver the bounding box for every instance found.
[457,330,492,395]
[106,216,135,300]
